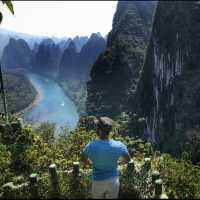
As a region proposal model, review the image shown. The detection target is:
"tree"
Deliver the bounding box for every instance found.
[0,0,14,24]
[0,1,14,123]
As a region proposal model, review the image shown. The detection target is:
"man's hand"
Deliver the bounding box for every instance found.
[118,153,131,166]
[81,153,92,167]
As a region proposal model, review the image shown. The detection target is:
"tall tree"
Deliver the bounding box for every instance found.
[0,0,14,123]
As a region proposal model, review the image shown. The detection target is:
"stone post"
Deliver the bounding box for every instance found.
[73,162,80,177]
[29,173,39,199]
[70,162,81,198]
[144,158,151,171]
[153,179,168,199]
[155,179,162,196]
[126,159,135,175]
[152,171,160,184]
[49,163,60,198]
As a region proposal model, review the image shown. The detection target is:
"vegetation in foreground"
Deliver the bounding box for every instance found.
[0,114,200,199]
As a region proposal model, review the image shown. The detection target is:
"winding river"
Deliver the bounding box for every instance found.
[23,73,79,131]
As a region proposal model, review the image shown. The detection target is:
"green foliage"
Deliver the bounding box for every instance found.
[153,153,200,199]
[0,144,12,186]
[0,12,2,23]
[0,0,14,23]
[59,171,92,199]
[10,126,34,174]
[184,129,200,164]
[1,115,200,199]
[0,73,37,114]
[2,0,14,14]
[33,122,56,146]
[116,112,147,138]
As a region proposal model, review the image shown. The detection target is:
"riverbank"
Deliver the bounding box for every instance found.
[13,74,43,118]
[15,72,79,129]
[33,71,86,116]
[0,71,37,115]
[57,80,87,116]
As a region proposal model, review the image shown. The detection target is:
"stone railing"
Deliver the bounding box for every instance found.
[0,158,168,199]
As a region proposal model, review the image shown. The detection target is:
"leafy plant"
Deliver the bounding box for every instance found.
[0,0,14,24]
[1,115,200,199]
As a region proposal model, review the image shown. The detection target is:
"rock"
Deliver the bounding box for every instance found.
[1,38,33,70]
[138,1,200,155]
[86,1,156,118]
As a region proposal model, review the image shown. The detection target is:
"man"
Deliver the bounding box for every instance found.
[81,117,131,199]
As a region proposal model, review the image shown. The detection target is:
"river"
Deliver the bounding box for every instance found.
[22,73,79,131]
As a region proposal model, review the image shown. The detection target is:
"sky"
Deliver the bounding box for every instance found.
[0,1,118,38]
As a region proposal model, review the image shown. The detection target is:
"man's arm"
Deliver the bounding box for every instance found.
[118,153,131,166]
[81,152,92,166]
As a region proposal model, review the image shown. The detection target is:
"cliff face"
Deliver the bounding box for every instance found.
[59,33,106,81]
[1,38,33,69]
[58,34,106,116]
[58,39,73,53]
[0,28,45,59]
[59,41,79,79]
[73,36,89,52]
[32,39,62,78]
[138,1,200,154]
[78,33,106,80]
[87,1,155,118]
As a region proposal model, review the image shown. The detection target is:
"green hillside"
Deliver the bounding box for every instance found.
[0,72,37,114]
[0,115,200,199]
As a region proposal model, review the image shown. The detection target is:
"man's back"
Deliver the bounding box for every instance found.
[84,139,128,181]
[81,116,130,199]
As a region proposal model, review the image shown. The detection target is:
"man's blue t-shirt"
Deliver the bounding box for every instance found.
[83,139,129,181]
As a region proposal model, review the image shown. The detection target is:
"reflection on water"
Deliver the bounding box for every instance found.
[23,73,79,131]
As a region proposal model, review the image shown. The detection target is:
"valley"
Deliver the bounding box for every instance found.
[1,1,200,199]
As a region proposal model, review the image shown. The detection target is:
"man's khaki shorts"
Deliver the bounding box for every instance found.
[92,176,120,199]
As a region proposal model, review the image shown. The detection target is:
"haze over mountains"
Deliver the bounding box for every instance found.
[1,28,106,81]
[0,28,107,116]
[59,33,106,81]
[0,28,46,57]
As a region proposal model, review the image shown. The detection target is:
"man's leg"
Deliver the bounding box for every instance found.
[92,180,106,199]
[105,177,120,199]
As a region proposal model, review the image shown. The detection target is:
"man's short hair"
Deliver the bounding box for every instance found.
[94,117,113,135]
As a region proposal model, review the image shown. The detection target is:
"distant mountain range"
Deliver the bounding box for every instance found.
[0,28,105,60]
[0,28,107,116]
[1,28,106,80]
[0,28,47,57]
[0,29,107,57]
[59,33,106,81]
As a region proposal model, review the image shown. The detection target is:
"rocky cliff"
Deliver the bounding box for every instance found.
[73,35,89,52]
[138,1,200,156]
[78,33,106,80]
[58,33,106,115]
[87,1,155,118]
[0,28,46,59]
[59,33,106,81]
[32,39,62,78]
[58,39,73,53]
[59,41,79,79]
[1,38,33,69]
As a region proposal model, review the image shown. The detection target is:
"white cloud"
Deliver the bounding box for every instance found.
[0,1,117,38]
